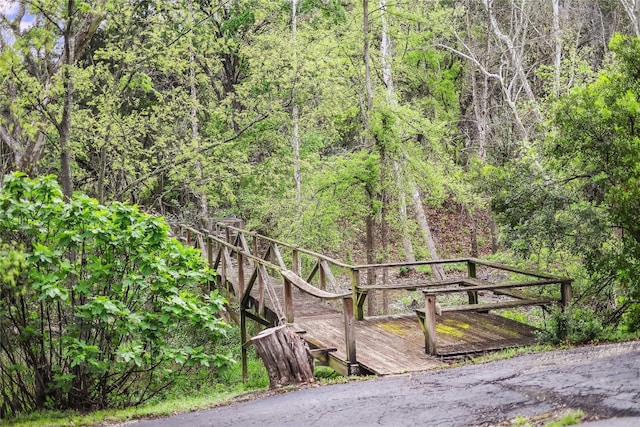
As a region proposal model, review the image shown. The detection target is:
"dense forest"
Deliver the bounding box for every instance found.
[2,0,640,417]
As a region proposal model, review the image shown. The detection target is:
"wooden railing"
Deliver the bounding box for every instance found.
[176,223,359,376]
[176,221,572,364]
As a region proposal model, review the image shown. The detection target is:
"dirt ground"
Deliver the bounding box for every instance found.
[128,341,640,427]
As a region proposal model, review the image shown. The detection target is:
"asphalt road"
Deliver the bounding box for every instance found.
[131,341,640,427]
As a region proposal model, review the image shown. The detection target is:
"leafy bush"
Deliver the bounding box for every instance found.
[0,173,230,417]
[539,306,603,345]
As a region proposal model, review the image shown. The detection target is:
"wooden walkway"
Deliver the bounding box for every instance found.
[257,280,538,375]
[177,223,571,377]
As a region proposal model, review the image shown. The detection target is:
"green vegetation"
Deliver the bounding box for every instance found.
[0,174,230,417]
[506,409,585,427]
[486,35,640,338]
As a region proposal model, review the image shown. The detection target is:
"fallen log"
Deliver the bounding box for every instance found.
[251,324,315,388]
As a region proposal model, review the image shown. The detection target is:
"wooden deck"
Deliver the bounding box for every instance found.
[178,224,565,377]
[246,273,540,375]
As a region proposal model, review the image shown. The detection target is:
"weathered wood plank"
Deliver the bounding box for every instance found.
[436,298,555,313]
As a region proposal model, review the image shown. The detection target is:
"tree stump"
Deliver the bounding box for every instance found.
[251,325,314,388]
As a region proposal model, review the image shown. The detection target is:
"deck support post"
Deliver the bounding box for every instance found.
[284,276,294,323]
[241,309,248,382]
[424,292,438,355]
[467,260,479,305]
[342,296,359,375]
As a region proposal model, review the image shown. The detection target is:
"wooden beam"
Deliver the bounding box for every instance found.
[415,298,555,314]
[305,260,320,284]
[320,260,338,291]
[422,278,572,295]
[360,278,464,290]
[244,309,272,327]
[469,258,564,280]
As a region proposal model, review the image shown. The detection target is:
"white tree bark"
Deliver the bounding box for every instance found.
[292,0,302,207]
[620,0,640,37]
[189,0,209,230]
[552,0,562,96]
[380,0,416,264]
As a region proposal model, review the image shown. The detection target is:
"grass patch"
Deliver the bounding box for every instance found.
[498,409,585,426]
[5,345,270,427]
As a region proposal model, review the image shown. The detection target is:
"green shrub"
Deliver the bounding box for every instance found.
[0,173,231,417]
[539,306,603,344]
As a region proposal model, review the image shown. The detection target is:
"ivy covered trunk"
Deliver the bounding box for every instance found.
[251,325,314,388]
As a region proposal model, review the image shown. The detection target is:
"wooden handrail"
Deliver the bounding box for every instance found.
[281,270,351,300]
[219,222,352,269]
[179,224,350,300]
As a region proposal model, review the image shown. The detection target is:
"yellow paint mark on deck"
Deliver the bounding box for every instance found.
[437,319,471,338]
[378,322,411,335]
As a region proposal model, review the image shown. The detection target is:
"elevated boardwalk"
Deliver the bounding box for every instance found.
[177,224,571,377]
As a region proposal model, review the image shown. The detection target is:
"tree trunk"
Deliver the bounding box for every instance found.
[552,0,562,97]
[292,0,302,208]
[59,0,76,200]
[189,0,209,230]
[362,0,378,315]
[410,183,445,280]
[251,325,314,388]
[620,0,640,37]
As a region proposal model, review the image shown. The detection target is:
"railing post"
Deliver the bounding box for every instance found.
[207,235,213,268]
[283,276,294,323]
[467,259,479,305]
[351,269,366,321]
[186,228,191,246]
[342,296,358,374]
[292,247,300,276]
[237,252,245,297]
[220,248,228,291]
[225,227,231,245]
[424,292,438,355]
[252,235,259,259]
